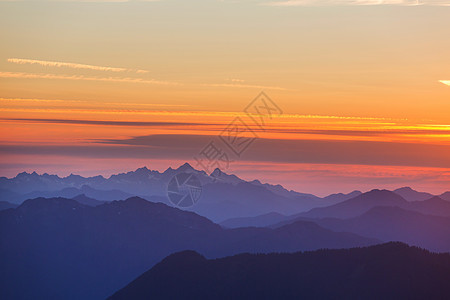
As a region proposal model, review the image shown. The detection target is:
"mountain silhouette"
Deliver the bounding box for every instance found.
[0,165,353,221]
[0,200,17,211]
[2,167,449,222]
[293,190,450,221]
[0,196,377,300]
[302,206,450,252]
[300,189,407,219]
[71,194,105,206]
[109,242,450,300]
[440,191,450,201]
[220,212,287,228]
[223,190,450,229]
[322,190,362,202]
[393,186,435,202]
[407,196,450,217]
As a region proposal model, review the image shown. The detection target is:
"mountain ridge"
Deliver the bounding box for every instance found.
[0,195,378,300]
[109,242,450,300]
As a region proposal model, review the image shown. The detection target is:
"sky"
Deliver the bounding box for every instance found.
[0,0,449,196]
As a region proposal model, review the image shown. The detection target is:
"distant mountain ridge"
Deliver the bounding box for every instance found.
[393,186,435,202]
[0,200,17,211]
[0,164,371,221]
[298,206,450,252]
[299,190,450,219]
[1,164,448,222]
[221,189,450,229]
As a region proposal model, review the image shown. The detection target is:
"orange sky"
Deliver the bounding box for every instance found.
[0,1,449,195]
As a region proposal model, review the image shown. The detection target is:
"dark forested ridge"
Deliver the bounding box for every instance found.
[110,242,450,300]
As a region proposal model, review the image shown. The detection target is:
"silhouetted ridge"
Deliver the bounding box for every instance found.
[0,195,377,299]
[71,194,104,206]
[18,197,84,212]
[109,242,450,300]
[121,196,150,205]
[176,162,195,171]
[362,189,405,201]
[0,200,18,211]
[298,189,408,219]
[424,196,447,203]
[159,250,206,265]
[393,187,434,202]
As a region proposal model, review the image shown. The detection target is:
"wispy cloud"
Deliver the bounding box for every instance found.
[7,58,148,73]
[0,97,190,108]
[440,80,450,86]
[204,83,289,91]
[227,78,246,83]
[0,71,177,85]
[1,118,207,127]
[264,0,450,6]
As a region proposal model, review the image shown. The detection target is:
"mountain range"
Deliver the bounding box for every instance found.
[1,164,448,222]
[2,164,450,299]
[221,189,450,227]
[221,189,450,252]
[0,196,377,300]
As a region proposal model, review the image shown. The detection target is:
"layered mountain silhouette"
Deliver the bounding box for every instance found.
[221,211,288,228]
[393,186,434,202]
[0,164,373,222]
[0,196,377,300]
[0,200,17,211]
[300,189,409,219]
[4,164,445,222]
[109,242,450,300]
[222,189,450,228]
[2,165,450,299]
[294,190,450,221]
[296,206,450,252]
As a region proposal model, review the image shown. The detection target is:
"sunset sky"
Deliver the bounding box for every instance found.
[1,0,449,195]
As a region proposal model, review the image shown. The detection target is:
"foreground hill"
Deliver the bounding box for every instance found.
[0,197,377,300]
[109,242,450,300]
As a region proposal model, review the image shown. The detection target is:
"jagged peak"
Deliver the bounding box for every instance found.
[67,173,83,178]
[177,162,195,171]
[395,186,415,192]
[210,167,223,176]
[135,166,150,172]
[161,250,206,265]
